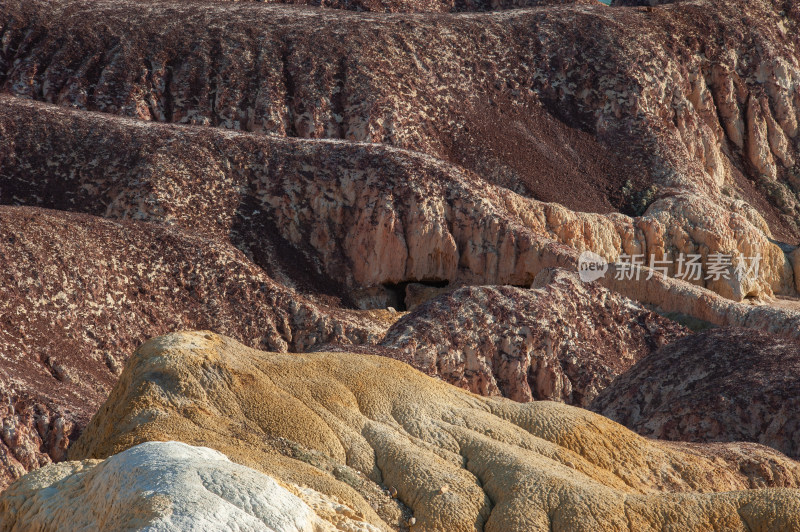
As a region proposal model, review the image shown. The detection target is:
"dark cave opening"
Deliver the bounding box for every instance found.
[381,279,450,311]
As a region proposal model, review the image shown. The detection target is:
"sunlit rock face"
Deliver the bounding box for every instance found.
[2,0,800,525]
[58,332,800,532]
[0,441,380,532]
[3,0,800,300]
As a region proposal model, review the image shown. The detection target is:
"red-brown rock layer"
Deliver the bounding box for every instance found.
[379,269,689,405]
[0,96,578,301]
[2,0,799,298]
[592,327,800,459]
[1,0,796,227]
[0,205,391,490]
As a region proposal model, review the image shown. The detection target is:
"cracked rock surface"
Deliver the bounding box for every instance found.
[67,332,800,531]
[592,327,800,460]
[380,269,689,405]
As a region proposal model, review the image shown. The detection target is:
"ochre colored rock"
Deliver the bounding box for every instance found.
[380,268,688,405]
[71,332,800,531]
[592,327,800,459]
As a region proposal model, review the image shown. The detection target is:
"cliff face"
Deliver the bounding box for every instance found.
[2,0,800,299]
[0,96,579,300]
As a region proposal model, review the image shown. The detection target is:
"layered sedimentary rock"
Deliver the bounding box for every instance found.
[0,441,380,531]
[2,1,800,522]
[592,327,800,459]
[5,94,800,333]
[0,95,792,307]
[2,0,800,299]
[0,96,578,301]
[379,268,688,405]
[10,81,800,495]
[70,332,800,531]
[0,205,393,491]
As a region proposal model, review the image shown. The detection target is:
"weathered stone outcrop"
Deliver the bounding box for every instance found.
[0,96,579,300]
[0,441,380,531]
[592,328,800,460]
[4,102,800,491]
[70,332,800,531]
[2,0,799,298]
[0,205,393,491]
[0,96,792,303]
[0,394,82,495]
[598,265,800,340]
[379,268,688,405]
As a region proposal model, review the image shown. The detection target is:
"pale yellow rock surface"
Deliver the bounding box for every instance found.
[70,331,800,531]
[597,266,800,340]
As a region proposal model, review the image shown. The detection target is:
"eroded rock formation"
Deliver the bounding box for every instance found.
[379,268,688,404]
[69,332,800,531]
[0,205,393,490]
[0,96,578,300]
[2,0,799,299]
[0,0,800,299]
[592,327,800,459]
[2,0,800,523]
[0,441,381,531]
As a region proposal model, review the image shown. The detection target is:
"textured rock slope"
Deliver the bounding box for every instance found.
[592,327,800,459]
[69,332,800,531]
[3,0,800,298]
[0,441,380,531]
[0,96,577,300]
[0,205,393,491]
[2,0,800,519]
[379,269,688,405]
[6,96,800,323]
